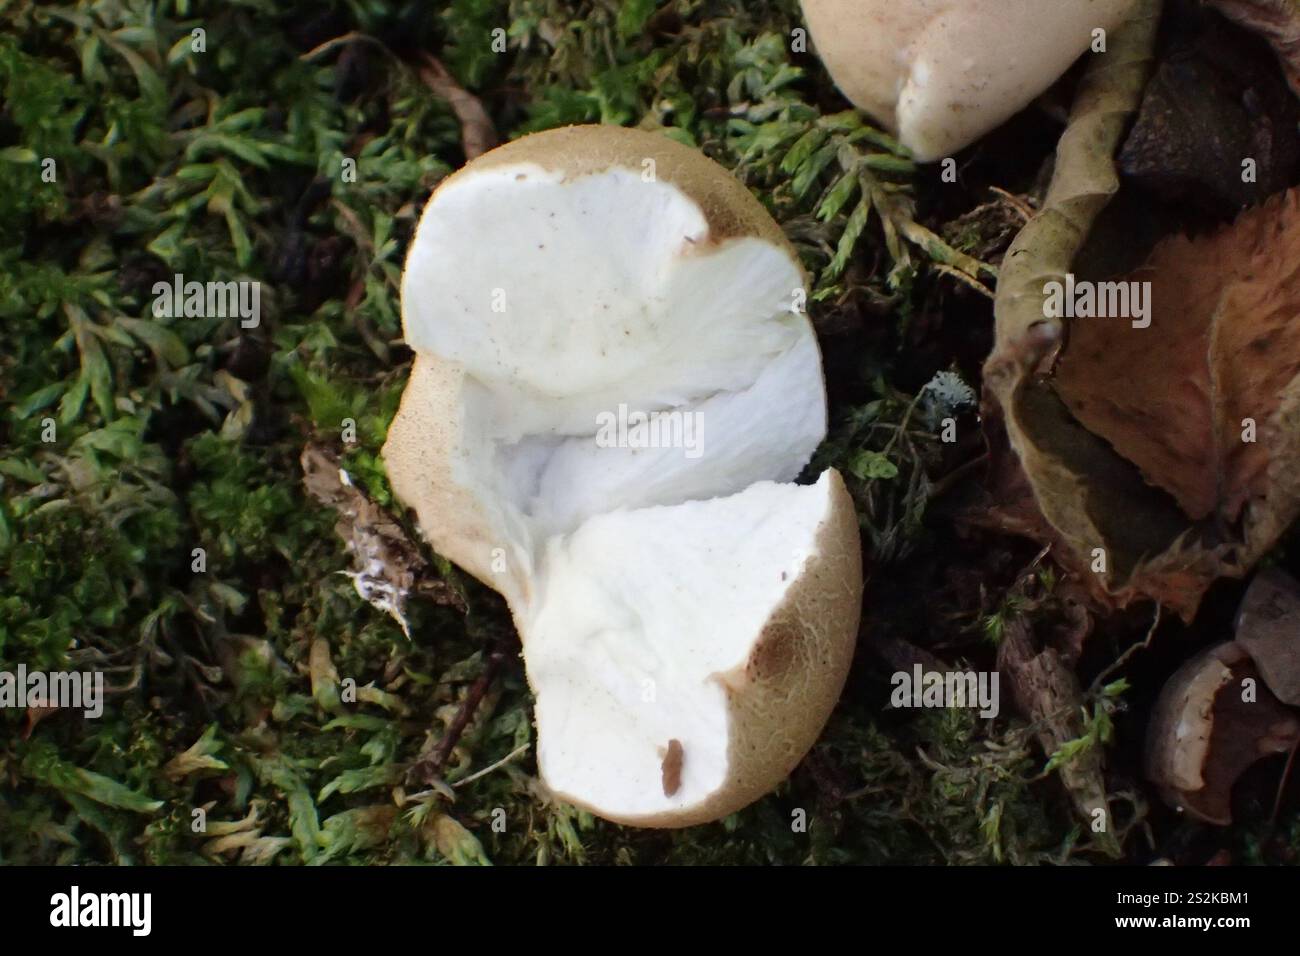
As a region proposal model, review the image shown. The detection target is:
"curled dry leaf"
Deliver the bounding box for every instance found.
[980,0,1173,613]
[1209,0,1300,96]
[996,189,1300,620]
[969,9,1158,850]
[979,0,1300,620]
[1055,190,1300,528]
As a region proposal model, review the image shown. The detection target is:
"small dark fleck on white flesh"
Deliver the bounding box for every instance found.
[661,739,684,797]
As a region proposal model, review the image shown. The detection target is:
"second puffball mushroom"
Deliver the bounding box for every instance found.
[383,125,863,827]
[1145,569,1300,825]
[799,0,1141,161]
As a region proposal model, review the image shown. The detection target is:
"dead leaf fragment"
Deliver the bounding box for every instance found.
[22,702,60,739]
[987,189,1300,620]
[1146,568,1300,825]
[301,443,467,633]
[997,615,1119,856]
[981,0,1178,616]
[1209,0,1300,96]
[1055,190,1300,525]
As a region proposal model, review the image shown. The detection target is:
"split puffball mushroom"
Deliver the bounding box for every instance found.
[1144,643,1299,824]
[1145,568,1300,824]
[382,125,864,827]
[799,0,1141,161]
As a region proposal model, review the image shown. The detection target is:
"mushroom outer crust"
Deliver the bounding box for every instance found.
[382,354,528,605]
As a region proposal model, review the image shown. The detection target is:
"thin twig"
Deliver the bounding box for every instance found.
[415,54,499,160]
[410,641,510,785]
[988,186,1035,222]
[1090,604,1162,694]
[299,31,400,64]
[928,453,988,500]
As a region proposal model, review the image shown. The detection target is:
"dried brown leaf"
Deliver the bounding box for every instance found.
[1210,0,1300,95]
[980,1,1179,615]
[985,52,1300,620]
[1055,190,1300,524]
[999,188,1300,619]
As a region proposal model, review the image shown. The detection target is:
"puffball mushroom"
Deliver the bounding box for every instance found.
[1145,643,1299,825]
[1146,569,1300,824]
[799,0,1140,161]
[382,125,863,827]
